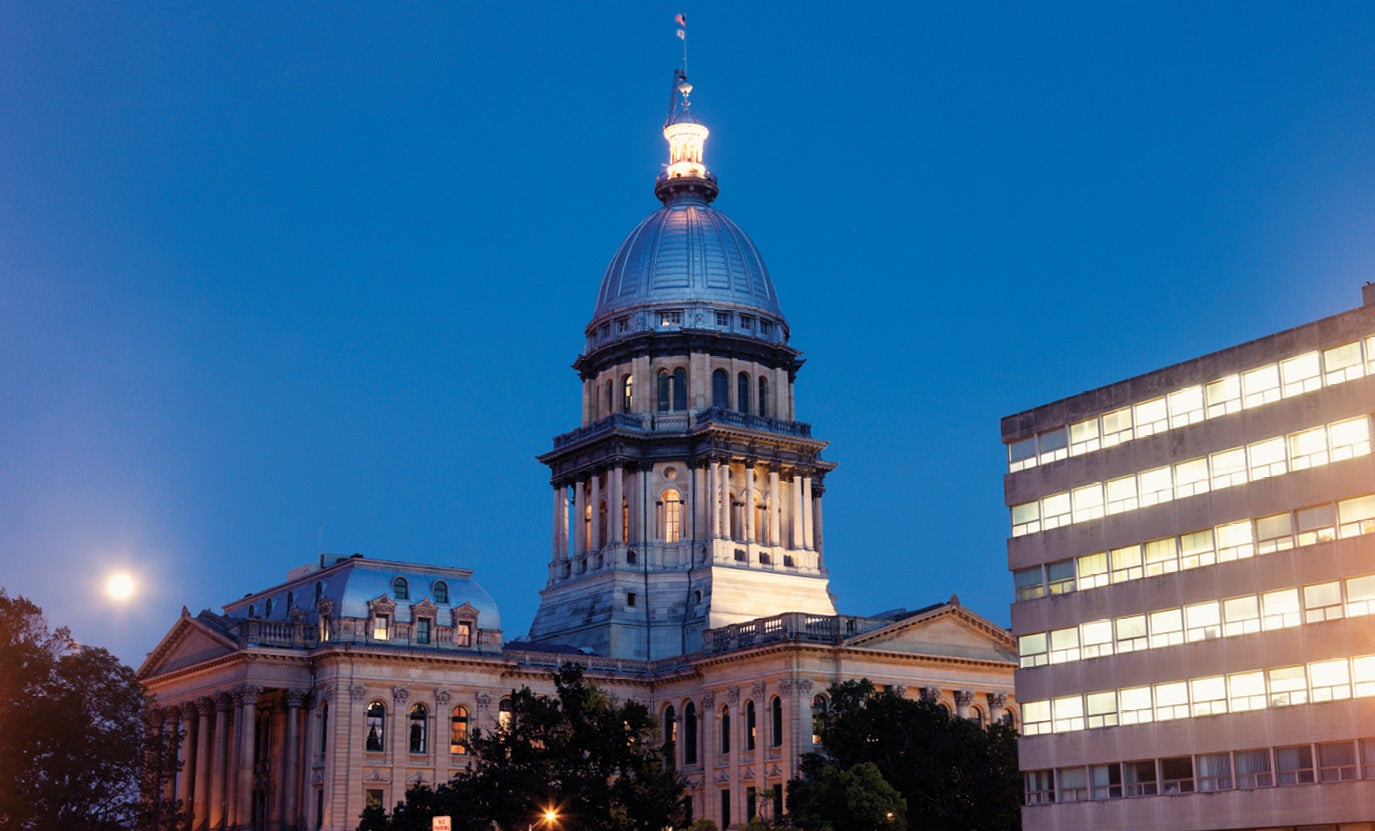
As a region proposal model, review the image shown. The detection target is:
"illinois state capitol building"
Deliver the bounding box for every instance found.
[1004,286,1375,830]
[138,72,1017,831]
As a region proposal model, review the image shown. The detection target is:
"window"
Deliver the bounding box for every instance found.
[1119,687,1152,725]
[1173,457,1209,498]
[1110,545,1143,583]
[1309,659,1351,702]
[1339,494,1375,538]
[1276,745,1315,785]
[456,621,472,646]
[432,581,448,604]
[1159,757,1194,794]
[1304,581,1343,623]
[1296,503,1336,546]
[1261,588,1300,630]
[1081,619,1114,659]
[1205,374,1241,417]
[1077,551,1109,589]
[720,789,731,828]
[1090,763,1122,800]
[1038,427,1068,463]
[1025,770,1055,805]
[1009,437,1037,470]
[715,311,731,327]
[1153,681,1189,720]
[663,706,677,760]
[1347,574,1375,616]
[771,696,783,747]
[1288,426,1328,470]
[1041,492,1071,530]
[1324,340,1364,384]
[758,377,769,418]
[1046,559,1075,594]
[1134,398,1168,438]
[409,704,427,753]
[739,314,753,330]
[1210,446,1248,489]
[1241,364,1281,407]
[659,309,683,326]
[1235,749,1273,788]
[1069,417,1100,455]
[1317,741,1358,782]
[1356,655,1375,696]
[1057,767,1088,802]
[319,702,329,754]
[622,375,633,413]
[1138,466,1173,507]
[498,699,512,731]
[1331,416,1371,459]
[372,613,390,641]
[365,789,384,811]
[1256,511,1294,554]
[265,598,273,617]
[760,320,773,337]
[415,617,431,644]
[1049,627,1079,664]
[1011,503,1040,537]
[1184,601,1221,642]
[719,706,731,753]
[1143,537,1179,577]
[626,592,636,608]
[1019,633,1048,668]
[656,368,687,412]
[1222,595,1260,637]
[1167,386,1204,427]
[1269,665,1308,706]
[1190,675,1227,716]
[615,317,628,333]
[365,702,385,752]
[1247,437,1287,480]
[1197,753,1233,791]
[1179,529,1215,569]
[661,490,683,543]
[810,695,827,745]
[1085,690,1117,728]
[745,700,756,750]
[1148,608,1184,649]
[450,706,469,755]
[1021,700,1050,736]
[1280,351,1321,396]
[1115,615,1147,653]
[684,702,698,764]
[391,577,409,600]
[745,787,757,823]
[1228,670,1267,712]
[1071,483,1104,523]
[712,369,729,409]
[1215,520,1254,561]
[1014,566,1044,600]
[737,372,751,415]
[1122,760,1158,797]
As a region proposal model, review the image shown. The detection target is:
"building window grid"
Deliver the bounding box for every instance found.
[1007,339,1373,472]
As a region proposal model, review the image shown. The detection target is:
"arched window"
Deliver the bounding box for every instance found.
[498,698,512,731]
[622,375,633,413]
[365,702,385,752]
[673,367,687,411]
[391,577,409,600]
[661,490,683,543]
[622,497,629,543]
[663,706,677,763]
[770,696,783,747]
[432,581,448,604]
[657,369,671,412]
[319,701,329,753]
[755,493,768,544]
[712,369,729,409]
[450,706,469,755]
[758,376,769,418]
[811,695,828,745]
[745,700,757,750]
[598,499,608,547]
[605,379,614,418]
[409,703,428,753]
[248,604,256,618]
[719,706,731,754]
[286,591,294,611]
[737,372,751,415]
[265,598,273,618]
[684,702,698,764]
[657,367,688,412]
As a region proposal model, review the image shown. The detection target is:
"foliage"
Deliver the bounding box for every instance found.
[0,590,184,831]
[786,761,905,831]
[360,663,688,831]
[789,680,1020,831]
[686,820,719,831]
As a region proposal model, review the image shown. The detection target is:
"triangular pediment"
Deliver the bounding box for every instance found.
[845,605,1016,664]
[137,608,242,679]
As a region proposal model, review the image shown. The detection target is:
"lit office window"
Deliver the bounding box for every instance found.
[1068,417,1100,455]
[1215,521,1254,561]
[1309,659,1352,702]
[1190,676,1227,716]
[1323,341,1364,384]
[1242,365,1281,408]
[1046,560,1075,594]
[1071,483,1104,523]
[1354,656,1375,696]
[1148,609,1184,649]
[1222,595,1261,637]
[1210,447,1248,489]
[1041,492,1071,530]
[1052,695,1084,733]
[1100,406,1133,447]
[1014,566,1045,600]
[1019,633,1048,668]
[1038,427,1068,464]
[1227,671,1267,712]
[1011,502,1040,537]
[1081,619,1114,659]
[1105,475,1139,515]
[1260,589,1300,630]
[1205,374,1242,417]
[1134,398,1168,438]
[1167,386,1205,428]
[1173,457,1210,499]
[1184,601,1221,642]
[1115,615,1148,653]
[1268,666,1308,706]
[1279,352,1321,396]
[1247,437,1287,480]
[1303,581,1343,623]
[1085,690,1118,729]
[1338,494,1375,537]
[1296,504,1336,546]
[1110,545,1143,583]
[1256,512,1294,554]
[1138,466,1173,507]
[1179,529,1216,569]
[1022,701,1051,736]
[1143,537,1179,577]
[1118,686,1153,725]
[1154,682,1189,720]
[1076,551,1109,589]
[1049,627,1080,664]
[1329,416,1371,460]
[1287,427,1329,470]
[1347,575,1375,617]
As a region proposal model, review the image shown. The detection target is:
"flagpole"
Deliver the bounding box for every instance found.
[675,13,688,75]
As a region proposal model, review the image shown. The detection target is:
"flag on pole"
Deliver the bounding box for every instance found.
[675,13,686,26]
[677,28,685,40]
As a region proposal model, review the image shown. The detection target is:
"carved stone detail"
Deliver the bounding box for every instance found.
[285,689,308,708]
[702,691,715,709]
[752,681,766,699]
[919,686,941,703]
[434,689,451,707]
[987,693,1008,710]
[392,687,410,705]
[350,685,367,702]
[727,686,740,705]
[954,690,975,707]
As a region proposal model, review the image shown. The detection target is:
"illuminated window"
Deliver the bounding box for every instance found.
[1115,615,1147,653]
[1279,351,1321,396]
[1310,659,1352,702]
[1041,492,1071,530]
[456,621,472,646]
[1356,656,1375,696]
[1184,601,1221,642]
[1071,483,1104,522]
[1288,426,1328,470]
[1068,417,1100,455]
[810,696,827,745]
[1268,665,1308,706]
[1122,760,1158,797]
[1205,374,1242,417]
[1275,745,1315,785]
[1228,671,1267,712]
[1338,494,1375,537]
[1101,406,1133,447]
[1247,437,1287,480]
[1110,545,1143,583]
[1134,398,1168,438]
[1256,512,1294,554]
[1190,676,1227,717]
[1215,520,1254,561]
[1209,447,1247,489]
[1038,427,1068,464]
[1080,619,1114,659]
[1296,503,1336,546]
[1235,749,1273,788]
[1049,627,1080,664]
[1317,742,1358,782]
[1014,566,1045,600]
[745,700,756,750]
[1019,633,1047,668]
[1105,475,1139,515]
[1046,559,1075,594]
[1138,466,1173,507]
[1167,386,1204,428]
[1021,700,1051,736]
[1179,529,1216,569]
[1222,595,1261,637]
[1148,608,1184,649]
[663,706,677,760]
[1330,416,1371,460]
[622,375,633,413]
[498,699,512,731]
[450,706,469,755]
[1085,690,1117,728]
[1346,575,1375,617]
[659,309,683,327]
[365,789,384,811]
[1153,682,1189,721]
[661,490,683,542]
[365,701,385,752]
[1196,753,1233,791]
[1323,340,1364,384]
[392,577,409,600]
[1173,457,1209,499]
[409,704,428,753]
[1143,537,1179,577]
[1057,766,1088,802]
[711,369,729,409]
[1077,552,1109,589]
[1241,364,1281,408]
[1160,757,1195,794]
[1261,589,1300,630]
[372,614,390,641]
[1008,437,1037,471]
[1304,581,1343,623]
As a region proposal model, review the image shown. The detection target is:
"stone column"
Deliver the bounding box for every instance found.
[209,694,231,830]
[234,687,261,830]
[800,476,814,550]
[988,693,1008,725]
[743,463,756,544]
[812,481,825,559]
[608,466,623,545]
[434,690,452,783]
[954,690,974,720]
[283,690,305,830]
[573,480,587,555]
[177,703,195,811]
[767,467,781,547]
[391,688,409,797]
[194,698,213,831]
[590,472,602,550]
[919,687,941,704]
[551,486,565,561]
[708,460,720,539]
[790,475,802,550]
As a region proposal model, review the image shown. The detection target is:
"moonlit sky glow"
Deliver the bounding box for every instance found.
[2,4,1373,666]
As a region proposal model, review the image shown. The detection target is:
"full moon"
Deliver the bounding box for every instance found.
[107,573,136,601]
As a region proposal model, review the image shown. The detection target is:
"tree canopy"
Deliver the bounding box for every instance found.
[360,664,688,831]
[0,590,181,831]
[787,680,1021,831]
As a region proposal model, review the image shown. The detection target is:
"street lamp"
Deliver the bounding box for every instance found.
[528,806,559,831]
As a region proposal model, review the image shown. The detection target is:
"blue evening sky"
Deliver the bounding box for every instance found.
[3,3,1373,666]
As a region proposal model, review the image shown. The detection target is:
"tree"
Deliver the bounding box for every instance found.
[789,680,1020,831]
[786,761,905,831]
[0,590,184,831]
[361,664,688,831]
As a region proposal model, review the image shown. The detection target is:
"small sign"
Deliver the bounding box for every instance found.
[432,817,451,831]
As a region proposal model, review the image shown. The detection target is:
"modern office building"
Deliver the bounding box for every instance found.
[137,72,1017,831]
[1004,287,1375,830]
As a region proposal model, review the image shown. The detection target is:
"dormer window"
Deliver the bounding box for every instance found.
[739,314,754,330]
[615,317,629,333]
[456,621,472,646]
[392,577,409,600]
[416,617,431,645]
[760,320,773,337]
[265,598,274,618]
[372,613,390,640]
[452,602,479,648]
[432,581,449,604]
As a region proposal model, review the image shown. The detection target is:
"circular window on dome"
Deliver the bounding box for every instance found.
[663,466,679,480]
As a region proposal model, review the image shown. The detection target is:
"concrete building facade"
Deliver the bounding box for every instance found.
[1004,287,1375,830]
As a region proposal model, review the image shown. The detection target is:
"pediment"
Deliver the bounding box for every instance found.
[137,609,242,679]
[845,606,1016,664]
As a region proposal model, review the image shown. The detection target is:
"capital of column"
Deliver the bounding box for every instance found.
[987,692,1007,710]
[918,687,941,703]
[350,684,368,701]
[751,681,766,699]
[954,690,975,707]
[181,701,200,720]
[234,685,262,707]
[435,689,452,706]
[285,689,308,709]
[727,686,740,705]
[215,692,234,712]
[702,691,716,709]
[392,686,410,706]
